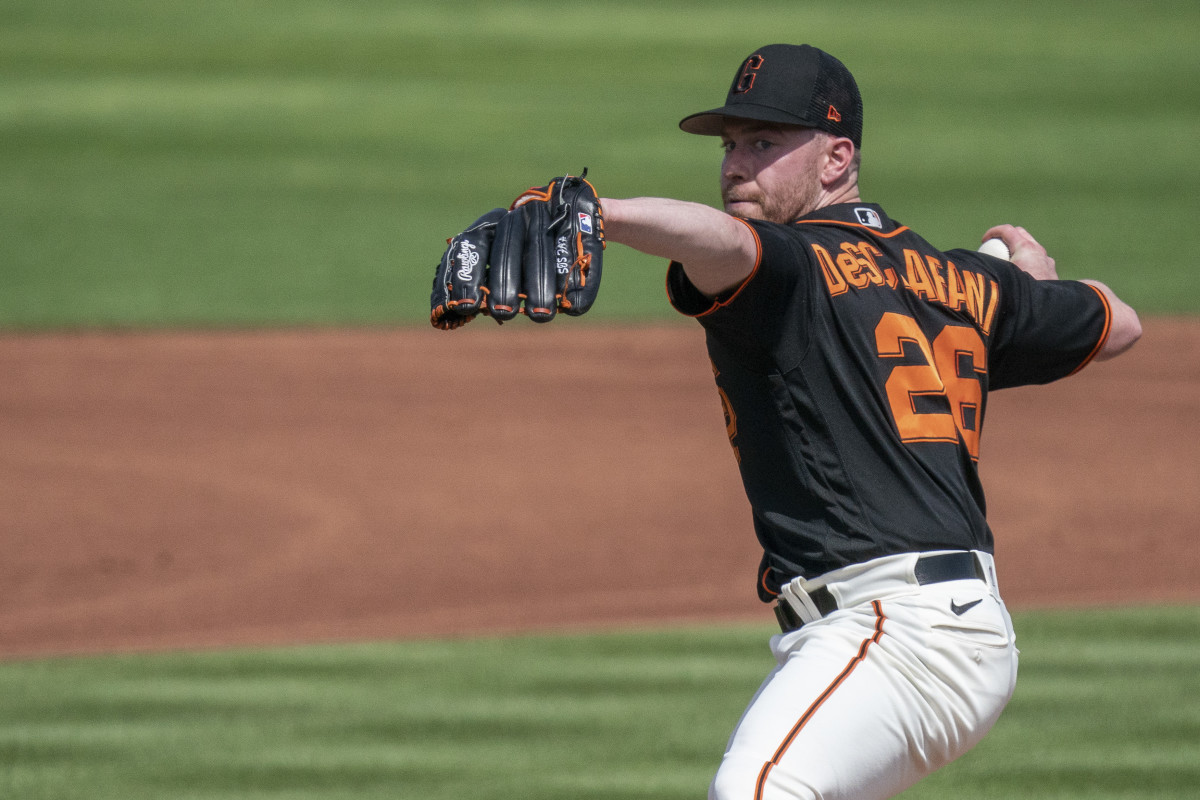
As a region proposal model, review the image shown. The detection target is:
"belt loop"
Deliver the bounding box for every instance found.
[779,580,824,626]
[776,578,839,633]
[972,550,1000,595]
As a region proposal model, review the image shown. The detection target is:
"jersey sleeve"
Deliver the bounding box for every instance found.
[667,217,761,317]
[667,219,813,357]
[980,256,1112,389]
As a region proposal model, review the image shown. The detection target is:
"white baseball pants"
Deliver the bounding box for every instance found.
[709,551,1018,800]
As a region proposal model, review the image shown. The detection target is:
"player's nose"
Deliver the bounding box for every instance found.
[721,147,751,184]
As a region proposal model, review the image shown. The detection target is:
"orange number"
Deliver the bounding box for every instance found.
[932,326,987,459]
[875,313,987,459]
[875,313,957,444]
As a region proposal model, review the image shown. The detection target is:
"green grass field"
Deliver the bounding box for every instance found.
[2,607,1198,800]
[2,0,1198,327]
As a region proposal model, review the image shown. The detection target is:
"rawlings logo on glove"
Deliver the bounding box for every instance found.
[430,170,606,330]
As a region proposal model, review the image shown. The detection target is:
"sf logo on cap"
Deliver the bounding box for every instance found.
[735,54,764,94]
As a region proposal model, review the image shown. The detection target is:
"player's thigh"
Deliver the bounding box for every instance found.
[887,581,1020,730]
[710,607,907,800]
[710,596,1016,800]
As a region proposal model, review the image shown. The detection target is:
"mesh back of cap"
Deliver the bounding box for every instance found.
[808,51,863,147]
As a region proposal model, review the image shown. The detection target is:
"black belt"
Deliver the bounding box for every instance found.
[774,551,986,633]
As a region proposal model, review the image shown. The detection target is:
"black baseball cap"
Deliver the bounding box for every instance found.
[679,44,863,148]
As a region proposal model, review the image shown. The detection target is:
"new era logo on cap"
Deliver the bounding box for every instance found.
[827,105,841,122]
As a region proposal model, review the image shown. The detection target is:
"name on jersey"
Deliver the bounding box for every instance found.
[811,241,1000,335]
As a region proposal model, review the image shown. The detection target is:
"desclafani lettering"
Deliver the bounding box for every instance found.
[812,242,1001,335]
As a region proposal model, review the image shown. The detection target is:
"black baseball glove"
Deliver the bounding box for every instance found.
[430,171,605,330]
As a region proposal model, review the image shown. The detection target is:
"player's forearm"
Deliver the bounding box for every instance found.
[600,197,758,296]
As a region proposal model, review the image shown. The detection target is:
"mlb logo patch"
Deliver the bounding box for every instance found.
[578,213,593,234]
[855,207,882,229]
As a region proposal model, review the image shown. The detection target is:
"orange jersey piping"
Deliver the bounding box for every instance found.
[1067,283,1113,376]
[761,568,779,598]
[794,219,912,238]
[669,217,764,318]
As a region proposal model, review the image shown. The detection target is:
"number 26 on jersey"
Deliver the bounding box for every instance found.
[875,312,986,460]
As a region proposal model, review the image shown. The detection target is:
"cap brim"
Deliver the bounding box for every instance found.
[678,104,814,136]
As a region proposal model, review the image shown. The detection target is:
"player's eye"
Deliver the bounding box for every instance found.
[720,140,735,153]
[753,139,774,152]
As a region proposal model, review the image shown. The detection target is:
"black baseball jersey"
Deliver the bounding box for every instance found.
[667,203,1111,601]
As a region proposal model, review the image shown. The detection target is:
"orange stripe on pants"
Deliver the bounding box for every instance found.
[754,600,887,800]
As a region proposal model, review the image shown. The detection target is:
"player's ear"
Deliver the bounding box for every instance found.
[821,136,856,186]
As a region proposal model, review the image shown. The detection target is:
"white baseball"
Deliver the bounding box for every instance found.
[978,237,1011,260]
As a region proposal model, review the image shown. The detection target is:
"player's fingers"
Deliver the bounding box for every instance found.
[981,223,1019,248]
[1005,226,1048,260]
[985,224,1047,253]
[984,224,1058,280]
[982,224,1049,263]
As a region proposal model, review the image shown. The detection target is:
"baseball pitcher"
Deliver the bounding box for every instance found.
[431,43,1141,800]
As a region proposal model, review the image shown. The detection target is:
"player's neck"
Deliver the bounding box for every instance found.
[823,179,861,208]
[799,182,862,220]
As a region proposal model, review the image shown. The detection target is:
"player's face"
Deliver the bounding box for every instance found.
[719,121,826,224]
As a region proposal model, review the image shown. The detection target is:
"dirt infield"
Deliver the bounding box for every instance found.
[1,319,1196,659]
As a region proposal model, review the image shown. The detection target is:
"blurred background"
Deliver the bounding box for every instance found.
[2,0,1197,329]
